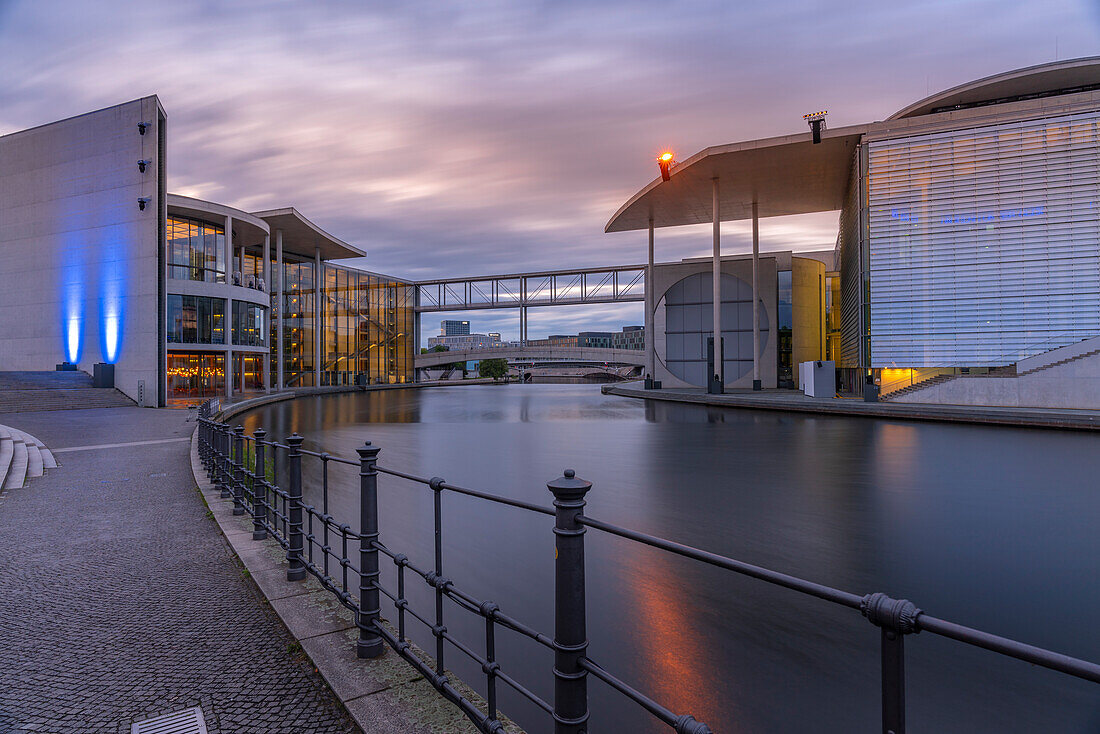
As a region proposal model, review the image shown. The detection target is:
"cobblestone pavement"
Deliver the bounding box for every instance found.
[0,407,361,733]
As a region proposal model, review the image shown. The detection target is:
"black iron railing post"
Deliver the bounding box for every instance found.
[286,433,306,581]
[356,441,384,658]
[548,469,592,734]
[219,424,232,499]
[232,425,245,515]
[861,592,922,734]
[253,428,267,540]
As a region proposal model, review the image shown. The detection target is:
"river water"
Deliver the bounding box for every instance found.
[239,384,1100,733]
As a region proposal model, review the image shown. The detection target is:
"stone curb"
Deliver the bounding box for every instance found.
[604,382,1100,431]
[188,426,525,734]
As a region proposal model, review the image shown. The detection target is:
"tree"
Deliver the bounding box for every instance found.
[478,358,509,381]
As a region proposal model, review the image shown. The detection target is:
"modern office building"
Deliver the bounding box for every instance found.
[426,332,502,350]
[0,96,414,406]
[440,319,471,336]
[607,57,1100,392]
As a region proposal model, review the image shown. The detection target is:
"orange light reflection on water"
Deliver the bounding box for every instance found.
[618,543,745,733]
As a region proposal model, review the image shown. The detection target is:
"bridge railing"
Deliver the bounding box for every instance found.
[197,402,1100,733]
[416,266,645,313]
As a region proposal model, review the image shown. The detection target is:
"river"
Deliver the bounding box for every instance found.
[239,383,1100,733]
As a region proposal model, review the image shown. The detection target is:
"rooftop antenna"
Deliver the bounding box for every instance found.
[803,111,827,144]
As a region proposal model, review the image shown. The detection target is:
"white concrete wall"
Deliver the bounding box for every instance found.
[892,351,1100,409]
[0,97,163,404]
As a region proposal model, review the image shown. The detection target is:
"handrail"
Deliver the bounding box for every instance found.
[195,398,1099,733]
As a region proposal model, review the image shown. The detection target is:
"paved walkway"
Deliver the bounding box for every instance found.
[605,383,1100,430]
[0,407,359,733]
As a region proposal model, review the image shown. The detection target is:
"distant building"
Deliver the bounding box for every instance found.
[578,332,614,349]
[427,332,503,350]
[612,326,645,350]
[440,320,471,336]
[526,327,644,350]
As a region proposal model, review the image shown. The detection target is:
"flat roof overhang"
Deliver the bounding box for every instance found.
[168,194,270,244]
[251,207,366,260]
[605,124,869,233]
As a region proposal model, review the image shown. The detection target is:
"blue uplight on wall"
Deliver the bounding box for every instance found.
[98,227,128,365]
[60,233,84,365]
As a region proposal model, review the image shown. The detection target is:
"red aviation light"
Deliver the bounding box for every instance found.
[657,151,674,181]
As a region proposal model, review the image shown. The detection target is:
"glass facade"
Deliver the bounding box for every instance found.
[167,352,225,401]
[866,110,1100,367]
[167,295,225,344]
[825,273,842,363]
[272,258,413,388]
[232,353,265,393]
[278,259,316,387]
[777,269,793,387]
[319,263,413,386]
[232,301,267,347]
[168,216,225,282]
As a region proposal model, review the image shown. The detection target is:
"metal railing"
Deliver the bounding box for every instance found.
[196,399,1100,734]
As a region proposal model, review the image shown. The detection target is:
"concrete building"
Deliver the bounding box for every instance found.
[440,319,470,336]
[608,58,1100,396]
[0,97,414,406]
[426,332,502,350]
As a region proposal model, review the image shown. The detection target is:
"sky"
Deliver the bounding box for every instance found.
[2,0,1099,343]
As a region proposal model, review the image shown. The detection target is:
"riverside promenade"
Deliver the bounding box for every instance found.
[604,382,1100,430]
[0,406,358,733]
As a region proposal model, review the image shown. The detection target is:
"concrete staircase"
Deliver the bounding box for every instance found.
[881,374,956,401]
[0,424,57,489]
[1019,347,1100,376]
[0,371,134,413]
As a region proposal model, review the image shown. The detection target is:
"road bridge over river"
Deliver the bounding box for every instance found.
[414,345,645,370]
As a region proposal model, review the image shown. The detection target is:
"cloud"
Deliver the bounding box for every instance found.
[2,0,1097,341]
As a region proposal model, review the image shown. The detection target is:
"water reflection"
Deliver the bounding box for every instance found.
[241,384,1100,733]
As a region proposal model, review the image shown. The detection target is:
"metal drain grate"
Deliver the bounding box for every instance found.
[131,706,208,734]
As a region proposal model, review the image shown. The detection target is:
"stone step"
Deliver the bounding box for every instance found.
[0,425,57,487]
[0,388,135,413]
[3,437,27,489]
[24,441,43,478]
[0,430,12,489]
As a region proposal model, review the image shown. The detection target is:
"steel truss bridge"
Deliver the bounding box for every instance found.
[415,264,645,313]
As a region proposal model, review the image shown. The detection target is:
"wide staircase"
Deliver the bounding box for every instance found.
[0,424,57,489]
[0,371,134,413]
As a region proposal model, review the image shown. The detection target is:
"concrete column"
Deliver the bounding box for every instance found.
[226,300,233,400]
[226,218,234,400]
[263,234,271,393]
[646,218,655,384]
[238,245,244,280]
[712,178,722,389]
[314,246,321,387]
[275,230,284,391]
[752,201,761,391]
[225,216,233,285]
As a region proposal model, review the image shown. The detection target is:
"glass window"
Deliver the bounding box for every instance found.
[168,215,226,283]
[232,301,267,347]
[167,352,225,402]
[167,295,225,344]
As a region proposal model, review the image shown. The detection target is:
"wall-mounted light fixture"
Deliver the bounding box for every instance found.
[657,151,675,181]
[803,111,828,144]
[137,121,151,135]
[137,159,150,173]
[138,197,151,211]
